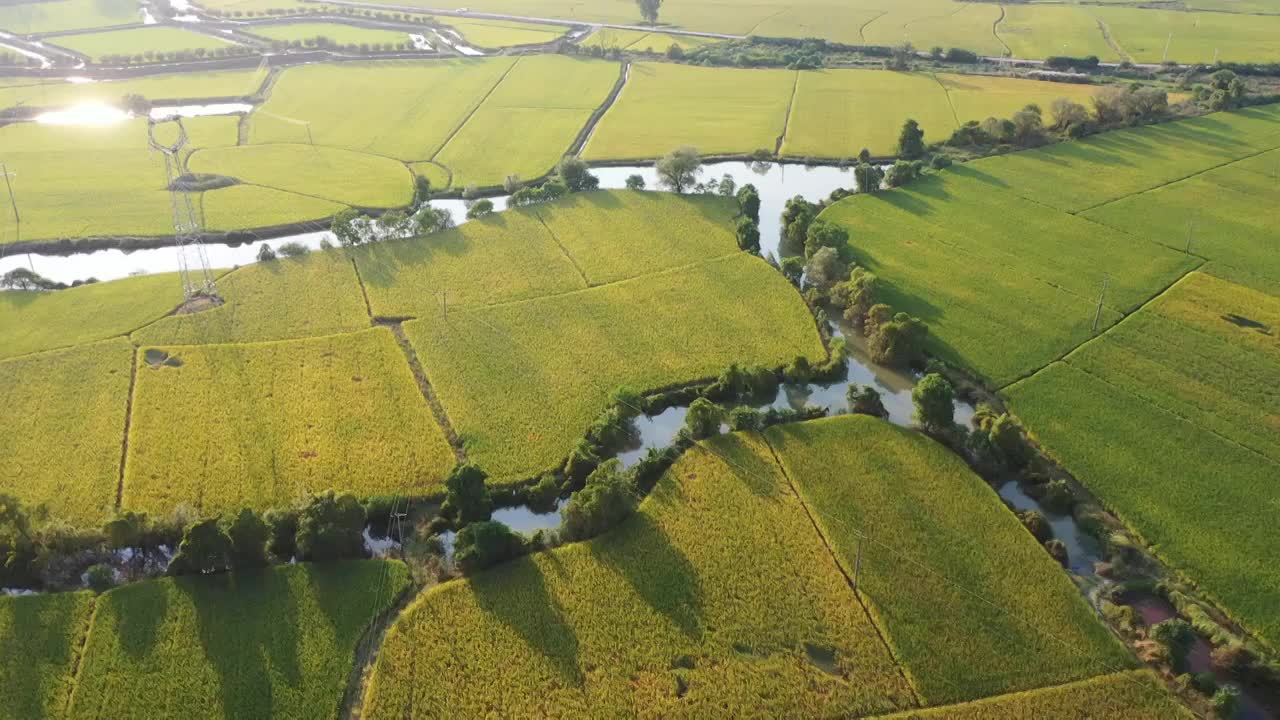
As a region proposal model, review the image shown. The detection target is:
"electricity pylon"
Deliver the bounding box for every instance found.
[147,117,216,300]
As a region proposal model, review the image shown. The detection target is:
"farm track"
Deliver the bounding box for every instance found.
[60,594,100,717]
[115,347,140,511]
[569,59,630,157]
[758,439,926,709]
[991,5,1012,56]
[339,581,420,720]
[774,70,800,156]
[386,321,468,461]
[1092,15,1131,64]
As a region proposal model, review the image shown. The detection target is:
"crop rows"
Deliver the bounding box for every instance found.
[1007,273,1280,648]
[0,591,95,720]
[766,416,1134,704]
[124,327,456,517]
[403,252,825,482]
[0,338,134,525]
[870,670,1192,719]
[363,432,917,718]
[67,561,409,720]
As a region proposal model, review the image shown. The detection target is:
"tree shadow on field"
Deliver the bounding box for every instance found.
[305,560,391,651]
[946,163,1009,189]
[577,190,624,210]
[178,568,303,719]
[110,579,168,660]
[1,593,83,719]
[587,512,703,640]
[469,556,584,687]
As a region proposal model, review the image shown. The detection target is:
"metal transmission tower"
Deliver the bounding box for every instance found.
[147,117,216,300]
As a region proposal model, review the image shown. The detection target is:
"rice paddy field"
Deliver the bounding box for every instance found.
[0,271,183,359]
[766,416,1133,703]
[1006,272,1280,648]
[242,21,413,46]
[445,18,567,47]
[870,671,1193,719]
[404,252,825,482]
[0,68,267,110]
[133,252,370,345]
[187,144,415,208]
[578,27,713,52]
[0,591,94,720]
[1092,5,1280,64]
[362,432,918,718]
[0,0,141,34]
[48,26,237,62]
[0,338,133,525]
[124,327,456,516]
[200,184,347,231]
[67,561,409,719]
[821,104,1280,384]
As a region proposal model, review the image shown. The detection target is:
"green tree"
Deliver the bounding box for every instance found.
[990,414,1030,469]
[781,196,818,249]
[168,519,234,575]
[735,217,760,252]
[779,255,805,285]
[444,463,493,524]
[684,397,723,440]
[557,155,599,191]
[847,385,887,418]
[1212,686,1240,718]
[226,508,269,569]
[854,162,884,192]
[832,267,878,328]
[296,491,367,562]
[625,173,646,190]
[655,146,701,193]
[635,0,662,24]
[1152,618,1196,669]
[897,118,926,159]
[804,219,847,258]
[466,199,495,219]
[736,183,760,223]
[912,373,954,432]
[103,511,147,550]
[804,246,847,291]
[86,564,116,593]
[264,509,297,560]
[561,459,638,541]
[256,243,277,262]
[454,520,525,574]
[413,175,431,205]
[869,312,927,366]
[330,207,364,246]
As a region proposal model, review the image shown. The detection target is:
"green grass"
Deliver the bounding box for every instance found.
[243,21,412,46]
[1005,272,1280,648]
[0,339,133,525]
[582,62,795,160]
[0,591,95,720]
[0,68,268,111]
[133,251,370,346]
[404,252,825,482]
[1094,5,1280,63]
[1083,148,1280,286]
[67,561,409,720]
[188,144,414,208]
[996,4,1119,61]
[200,184,347,231]
[530,189,740,284]
[247,58,517,161]
[363,432,916,718]
[0,272,183,359]
[49,26,237,62]
[0,0,140,34]
[870,671,1192,719]
[433,56,617,187]
[820,163,1196,385]
[766,415,1134,704]
[782,70,956,158]
[353,209,586,316]
[124,328,456,517]
[446,18,567,47]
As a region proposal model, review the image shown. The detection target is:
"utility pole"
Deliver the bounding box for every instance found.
[1092,274,1110,334]
[147,118,217,300]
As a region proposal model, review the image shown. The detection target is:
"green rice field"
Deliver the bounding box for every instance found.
[766,416,1133,703]
[363,432,918,718]
[68,561,409,719]
[1006,272,1280,648]
[243,21,412,46]
[0,0,141,34]
[124,328,456,517]
[48,26,237,62]
[446,18,567,47]
[188,144,415,208]
[200,184,347,232]
[0,338,134,525]
[0,68,267,110]
[404,252,825,482]
[578,27,713,52]
[0,591,94,720]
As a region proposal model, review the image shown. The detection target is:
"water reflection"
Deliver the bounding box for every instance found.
[150,102,252,119]
[35,101,129,126]
[996,480,1102,576]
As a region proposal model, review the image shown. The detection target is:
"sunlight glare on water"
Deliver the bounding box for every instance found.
[35,102,129,126]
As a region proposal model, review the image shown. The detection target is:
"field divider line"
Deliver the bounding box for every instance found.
[858,10,888,43]
[775,70,800,156]
[339,580,421,720]
[996,264,1203,392]
[1072,141,1280,216]
[386,321,467,461]
[350,257,376,319]
[533,211,592,287]
[114,346,140,512]
[61,593,100,717]
[758,436,926,709]
[428,56,521,163]
[991,5,1011,56]
[931,72,961,130]
[570,59,629,158]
